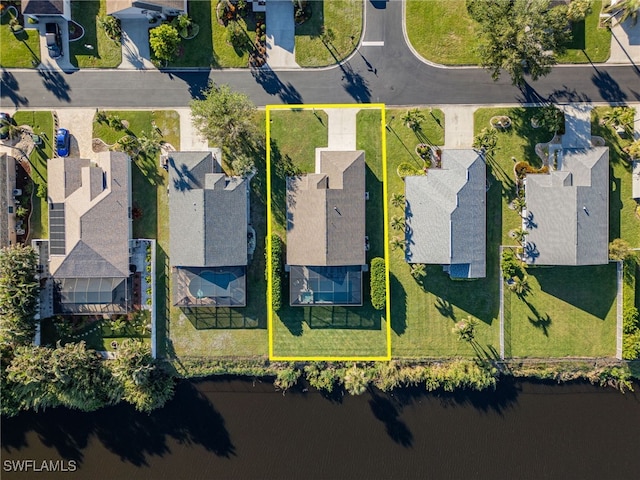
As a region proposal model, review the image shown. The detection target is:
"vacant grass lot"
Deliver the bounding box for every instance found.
[473,107,619,358]
[405,0,610,65]
[0,14,40,68]
[295,0,362,67]
[13,111,53,240]
[68,0,122,68]
[269,108,388,358]
[385,109,500,358]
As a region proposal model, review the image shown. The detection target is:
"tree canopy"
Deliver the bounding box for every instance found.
[0,245,40,346]
[190,83,257,151]
[149,23,181,64]
[466,0,572,85]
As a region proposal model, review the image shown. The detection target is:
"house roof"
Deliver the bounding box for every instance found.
[286,150,366,266]
[21,0,64,15]
[107,0,186,15]
[168,151,249,268]
[47,151,132,279]
[524,147,609,265]
[404,149,486,278]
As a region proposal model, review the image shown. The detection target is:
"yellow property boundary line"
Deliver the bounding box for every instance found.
[266,104,392,362]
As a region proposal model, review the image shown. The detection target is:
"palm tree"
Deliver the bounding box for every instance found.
[390,192,405,209]
[605,0,640,26]
[626,139,640,160]
[511,228,528,244]
[343,366,368,396]
[473,127,498,155]
[390,236,406,251]
[602,107,634,134]
[390,215,405,231]
[452,316,478,343]
[410,263,427,280]
[401,109,426,131]
[0,117,22,140]
[509,275,531,298]
[512,196,526,212]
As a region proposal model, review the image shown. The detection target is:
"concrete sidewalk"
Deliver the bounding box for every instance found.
[607,17,640,65]
[119,18,156,70]
[325,108,360,150]
[265,0,299,69]
[441,106,476,148]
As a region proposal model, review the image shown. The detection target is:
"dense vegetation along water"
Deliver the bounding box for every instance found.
[2,378,640,480]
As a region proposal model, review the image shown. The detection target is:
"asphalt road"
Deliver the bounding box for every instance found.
[1,0,639,109]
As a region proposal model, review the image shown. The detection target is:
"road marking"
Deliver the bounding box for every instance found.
[361,41,384,47]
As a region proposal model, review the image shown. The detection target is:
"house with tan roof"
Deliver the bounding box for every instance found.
[404,149,487,279]
[286,149,366,306]
[41,151,132,315]
[168,151,251,308]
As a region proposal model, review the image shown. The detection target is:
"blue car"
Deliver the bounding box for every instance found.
[55,128,70,157]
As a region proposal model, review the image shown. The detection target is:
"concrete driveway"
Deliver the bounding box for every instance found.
[35,20,74,72]
[265,0,299,68]
[119,18,156,70]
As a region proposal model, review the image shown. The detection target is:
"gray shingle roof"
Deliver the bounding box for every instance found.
[286,150,366,266]
[21,0,64,15]
[524,147,609,265]
[49,152,132,279]
[107,0,186,15]
[404,149,486,278]
[168,151,248,268]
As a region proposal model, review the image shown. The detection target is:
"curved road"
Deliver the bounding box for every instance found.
[1,0,638,109]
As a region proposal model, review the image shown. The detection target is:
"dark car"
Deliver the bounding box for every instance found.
[45,23,62,59]
[55,128,70,157]
[0,113,14,141]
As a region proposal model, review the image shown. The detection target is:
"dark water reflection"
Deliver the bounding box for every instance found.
[2,378,640,479]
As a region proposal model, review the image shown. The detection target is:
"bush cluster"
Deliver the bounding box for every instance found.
[370,257,386,310]
[268,235,284,312]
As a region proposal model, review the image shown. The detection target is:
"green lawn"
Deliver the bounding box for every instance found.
[505,264,617,357]
[12,111,54,240]
[269,108,388,358]
[0,14,40,68]
[385,108,501,358]
[168,0,216,67]
[405,0,610,65]
[295,0,362,67]
[471,107,619,358]
[68,0,122,68]
[591,107,640,246]
[211,8,258,68]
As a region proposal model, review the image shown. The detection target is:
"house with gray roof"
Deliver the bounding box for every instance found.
[168,151,250,308]
[404,149,486,279]
[21,0,70,20]
[523,146,609,266]
[43,151,132,315]
[108,0,186,19]
[286,149,366,306]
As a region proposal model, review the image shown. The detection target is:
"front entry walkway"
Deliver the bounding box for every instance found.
[119,18,156,70]
[265,0,299,68]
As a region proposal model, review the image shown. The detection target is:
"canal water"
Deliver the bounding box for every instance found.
[2,378,640,479]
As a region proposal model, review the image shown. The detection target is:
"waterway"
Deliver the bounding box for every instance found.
[2,378,640,479]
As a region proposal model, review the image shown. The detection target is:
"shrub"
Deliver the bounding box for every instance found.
[274,365,301,392]
[36,183,47,199]
[304,363,339,393]
[567,0,592,21]
[501,249,521,280]
[370,257,386,310]
[397,162,421,179]
[268,235,284,312]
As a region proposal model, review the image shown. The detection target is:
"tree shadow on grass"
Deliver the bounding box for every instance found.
[389,273,406,335]
[528,313,552,337]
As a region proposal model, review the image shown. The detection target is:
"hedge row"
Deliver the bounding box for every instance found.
[268,234,283,312]
[370,257,386,310]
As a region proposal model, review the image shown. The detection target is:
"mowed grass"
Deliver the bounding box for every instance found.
[505,264,617,357]
[405,0,610,65]
[472,107,618,358]
[13,111,54,239]
[68,0,122,68]
[0,13,40,68]
[295,0,362,67]
[385,108,500,358]
[269,108,388,358]
[591,107,640,246]
[169,112,269,358]
[211,8,258,68]
[169,0,215,67]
